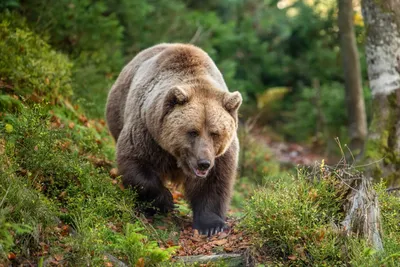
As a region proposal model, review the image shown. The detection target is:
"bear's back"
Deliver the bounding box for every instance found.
[106,43,171,140]
[155,44,227,90]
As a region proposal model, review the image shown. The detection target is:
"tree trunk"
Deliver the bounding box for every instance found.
[362,0,400,188]
[338,0,368,157]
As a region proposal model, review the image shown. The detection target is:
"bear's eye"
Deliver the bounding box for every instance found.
[210,132,219,138]
[188,130,199,138]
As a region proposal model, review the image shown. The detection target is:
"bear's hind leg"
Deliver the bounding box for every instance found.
[118,157,174,215]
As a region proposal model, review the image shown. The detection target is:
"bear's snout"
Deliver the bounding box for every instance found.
[197,159,211,171]
[192,158,213,178]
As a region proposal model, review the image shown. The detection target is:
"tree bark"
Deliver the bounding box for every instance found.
[362,0,400,187]
[341,174,383,251]
[338,0,368,157]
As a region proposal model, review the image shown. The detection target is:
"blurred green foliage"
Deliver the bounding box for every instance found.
[282,83,372,143]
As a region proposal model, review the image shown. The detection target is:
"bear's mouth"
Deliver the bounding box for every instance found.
[193,167,209,178]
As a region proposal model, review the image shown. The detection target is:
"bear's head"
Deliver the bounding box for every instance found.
[159,84,242,179]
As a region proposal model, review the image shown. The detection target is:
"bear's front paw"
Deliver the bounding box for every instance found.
[193,212,226,237]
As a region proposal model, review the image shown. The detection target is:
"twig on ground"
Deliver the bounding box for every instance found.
[131,212,170,248]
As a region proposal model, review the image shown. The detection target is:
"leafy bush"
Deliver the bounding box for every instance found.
[241,168,346,265]
[16,0,124,117]
[0,101,178,265]
[0,13,72,101]
[0,128,58,258]
[241,164,400,266]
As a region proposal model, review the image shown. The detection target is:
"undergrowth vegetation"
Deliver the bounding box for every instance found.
[240,164,400,266]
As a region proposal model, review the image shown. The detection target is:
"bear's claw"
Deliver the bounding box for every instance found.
[193,212,227,237]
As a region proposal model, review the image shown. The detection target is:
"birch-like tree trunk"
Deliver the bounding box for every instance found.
[338,0,367,157]
[362,0,400,188]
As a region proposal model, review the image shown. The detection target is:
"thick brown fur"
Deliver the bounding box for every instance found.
[105,43,242,236]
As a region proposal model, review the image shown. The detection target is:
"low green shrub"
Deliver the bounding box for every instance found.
[0,12,72,101]
[0,102,178,265]
[241,165,400,266]
[0,140,58,259]
[241,169,346,265]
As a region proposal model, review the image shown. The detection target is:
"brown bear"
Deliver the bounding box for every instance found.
[105,43,242,236]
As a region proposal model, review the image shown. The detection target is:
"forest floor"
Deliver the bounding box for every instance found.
[150,127,330,265]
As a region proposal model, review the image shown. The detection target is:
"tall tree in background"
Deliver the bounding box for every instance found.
[338,0,367,157]
[362,0,400,186]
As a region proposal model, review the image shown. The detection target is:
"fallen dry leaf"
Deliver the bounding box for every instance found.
[78,114,88,123]
[54,254,63,261]
[110,168,118,178]
[190,236,202,242]
[166,239,176,247]
[7,252,16,260]
[135,257,145,267]
[288,255,297,260]
[218,232,228,239]
[172,191,184,200]
[211,239,227,246]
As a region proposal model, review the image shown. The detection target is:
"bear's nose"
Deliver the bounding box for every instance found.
[197,159,211,171]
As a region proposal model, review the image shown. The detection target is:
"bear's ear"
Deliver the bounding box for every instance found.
[162,86,192,121]
[165,86,192,106]
[223,91,242,113]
